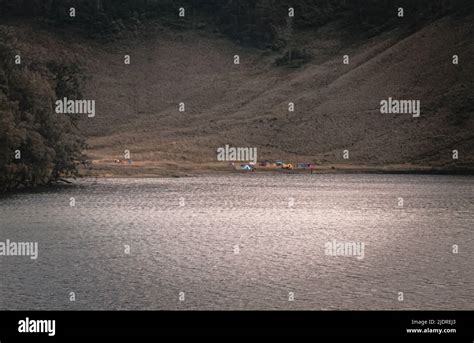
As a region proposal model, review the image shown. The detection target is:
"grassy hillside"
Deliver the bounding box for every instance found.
[2,10,473,177]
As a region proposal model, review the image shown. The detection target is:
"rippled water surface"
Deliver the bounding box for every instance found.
[1,174,473,310]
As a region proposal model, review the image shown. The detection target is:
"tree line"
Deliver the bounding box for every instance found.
[1,1,472,44]
[0,28,86,191]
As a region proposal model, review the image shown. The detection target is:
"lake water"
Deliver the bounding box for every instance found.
[0,174,473,310]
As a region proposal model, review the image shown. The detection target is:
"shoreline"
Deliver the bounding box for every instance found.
[79,163,474,178]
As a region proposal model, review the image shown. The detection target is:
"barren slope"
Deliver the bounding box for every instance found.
[6,15,474,175]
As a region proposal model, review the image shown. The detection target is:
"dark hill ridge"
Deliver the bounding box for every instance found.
[1,9,473,177]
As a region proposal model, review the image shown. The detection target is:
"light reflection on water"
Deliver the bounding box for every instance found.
[0,174,473,310]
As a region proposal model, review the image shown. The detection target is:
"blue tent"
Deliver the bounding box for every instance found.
[241,164,254,171]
